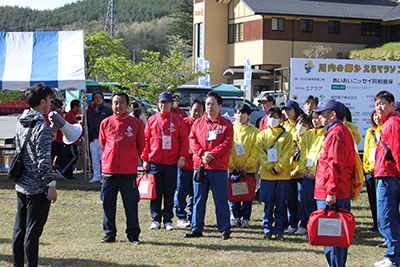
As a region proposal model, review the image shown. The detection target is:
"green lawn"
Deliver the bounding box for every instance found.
[0,172,388,266]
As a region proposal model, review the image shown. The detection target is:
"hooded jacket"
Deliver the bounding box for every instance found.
[298,127,326,175]
[86,104,113,141]
[15,109,54,195]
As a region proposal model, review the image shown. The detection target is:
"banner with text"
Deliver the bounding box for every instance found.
[290,58,400,151]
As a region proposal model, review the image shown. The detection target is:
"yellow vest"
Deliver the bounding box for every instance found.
[346,121,361,145]
[229,124,259,173]
[256,126,293,180]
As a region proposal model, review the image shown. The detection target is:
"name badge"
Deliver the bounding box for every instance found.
[368,148,376,162]
[306,152,317,167]
[234,142,245,156]
[268,148,278,162]
[207,130,217,141]
[162,135,172,149]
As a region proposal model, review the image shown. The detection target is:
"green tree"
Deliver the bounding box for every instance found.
[165,0,193,46]
[84,31,130,81]
[94,39,211,115]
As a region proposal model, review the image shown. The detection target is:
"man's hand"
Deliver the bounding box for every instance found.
[304,170,315,180]
[202,152,214,164]
[231,166,239,173]
[326,194,336,206]
[47,186,57,204]
[241,166,249,176]
[143,161,149,171]
[177,158,185,168]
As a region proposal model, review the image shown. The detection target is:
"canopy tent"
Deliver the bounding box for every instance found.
[0,31,85,90]
[212,83,244,97]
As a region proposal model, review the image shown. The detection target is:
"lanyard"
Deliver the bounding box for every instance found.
[158,114,171,136]
[207,120,220,132]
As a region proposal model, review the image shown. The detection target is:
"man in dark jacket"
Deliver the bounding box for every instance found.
[12,83,57,267]
[99,92,145,244]
[374,91,400,267]
[86,91,113,183]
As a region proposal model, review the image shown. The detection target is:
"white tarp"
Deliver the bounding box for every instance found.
[290,58,400,150]
[0,31,85,90]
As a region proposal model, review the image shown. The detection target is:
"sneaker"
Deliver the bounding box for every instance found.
[374,258,395,267]
[276,234,284,241]
[184,231,203,238]
[284,227,298,234]
[378,242,388,248]
[241,219,250,228]
[264,233,273,240]
[128,237,141,244]
[232,218,241,227]
[149,221,161,230]
[56,169,67,180]
[294,227,307,235]
[164,222,175,230]
[89,178,101,183]
[301,236,309,241]
[368,227,378,234]
[221,232,230,240]
[177,219,191,228]
[101,235,116,243]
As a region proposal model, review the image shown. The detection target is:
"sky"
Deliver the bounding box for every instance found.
[0,0,77,10]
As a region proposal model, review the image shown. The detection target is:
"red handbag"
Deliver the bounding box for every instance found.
[308,205,356,248]
[228,175,256,202]
[136,173,157,200]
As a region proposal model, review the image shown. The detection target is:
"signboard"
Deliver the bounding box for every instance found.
[198,57,211,87]
[290,58,400,151]
[244,58,252,92]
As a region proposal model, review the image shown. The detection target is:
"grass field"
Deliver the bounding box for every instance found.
[0,172,389,266]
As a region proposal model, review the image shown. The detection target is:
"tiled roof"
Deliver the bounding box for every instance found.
[241,0,399,20]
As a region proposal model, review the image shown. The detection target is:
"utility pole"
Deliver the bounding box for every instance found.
[104,0,120,38]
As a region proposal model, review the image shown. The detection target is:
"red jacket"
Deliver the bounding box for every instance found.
[189,114,233,170]
[45,109,64,143]
[141,111,189,165]
[172,106,188,118]
[314,121,355,200]
[375,112,400,178]
[182,116,195,171]
[99,113,145,174]
[64,109,80,146]
[259,115,268,132]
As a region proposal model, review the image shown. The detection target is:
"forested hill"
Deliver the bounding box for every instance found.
[0,0,180,32]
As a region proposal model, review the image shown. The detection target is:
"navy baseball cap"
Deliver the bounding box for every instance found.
[159,91,173,102]
[283,100,300,109]
[314,99,345,114]
[395,101,400,111]
[258,95,274,103]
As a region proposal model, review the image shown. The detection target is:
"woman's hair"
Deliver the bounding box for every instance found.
[234,104,252,115]
[296,113,311,126]
[370,109,378,128]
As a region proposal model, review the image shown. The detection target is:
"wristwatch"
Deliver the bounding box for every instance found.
[47,180,56,187]
[180,157,186,161]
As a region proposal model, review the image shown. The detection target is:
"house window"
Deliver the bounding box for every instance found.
[196,23,203,58]
[272,18,285,31]
[228,23,244,43]
[300,19,313,33]
[361,22,381,36]
[328,21,341,34]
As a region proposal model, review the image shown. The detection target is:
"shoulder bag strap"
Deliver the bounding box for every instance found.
[380,137,391,153]
[20,120,36,154]
[268,127,286,150]
[372,130,378,145]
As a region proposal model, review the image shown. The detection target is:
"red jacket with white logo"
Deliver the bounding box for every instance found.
[141,111,189,165]
[375,112,400,178]
[314,122,355,200]
[182,116,195,171]
[189,114,234,170]
[99,113,145,174]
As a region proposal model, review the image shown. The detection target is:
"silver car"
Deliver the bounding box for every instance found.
[220,97,265,127]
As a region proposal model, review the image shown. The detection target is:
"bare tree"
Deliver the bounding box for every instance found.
[302,45,332,59]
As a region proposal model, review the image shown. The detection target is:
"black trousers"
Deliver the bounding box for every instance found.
[12,192,51,267]
[60,144,78,179]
